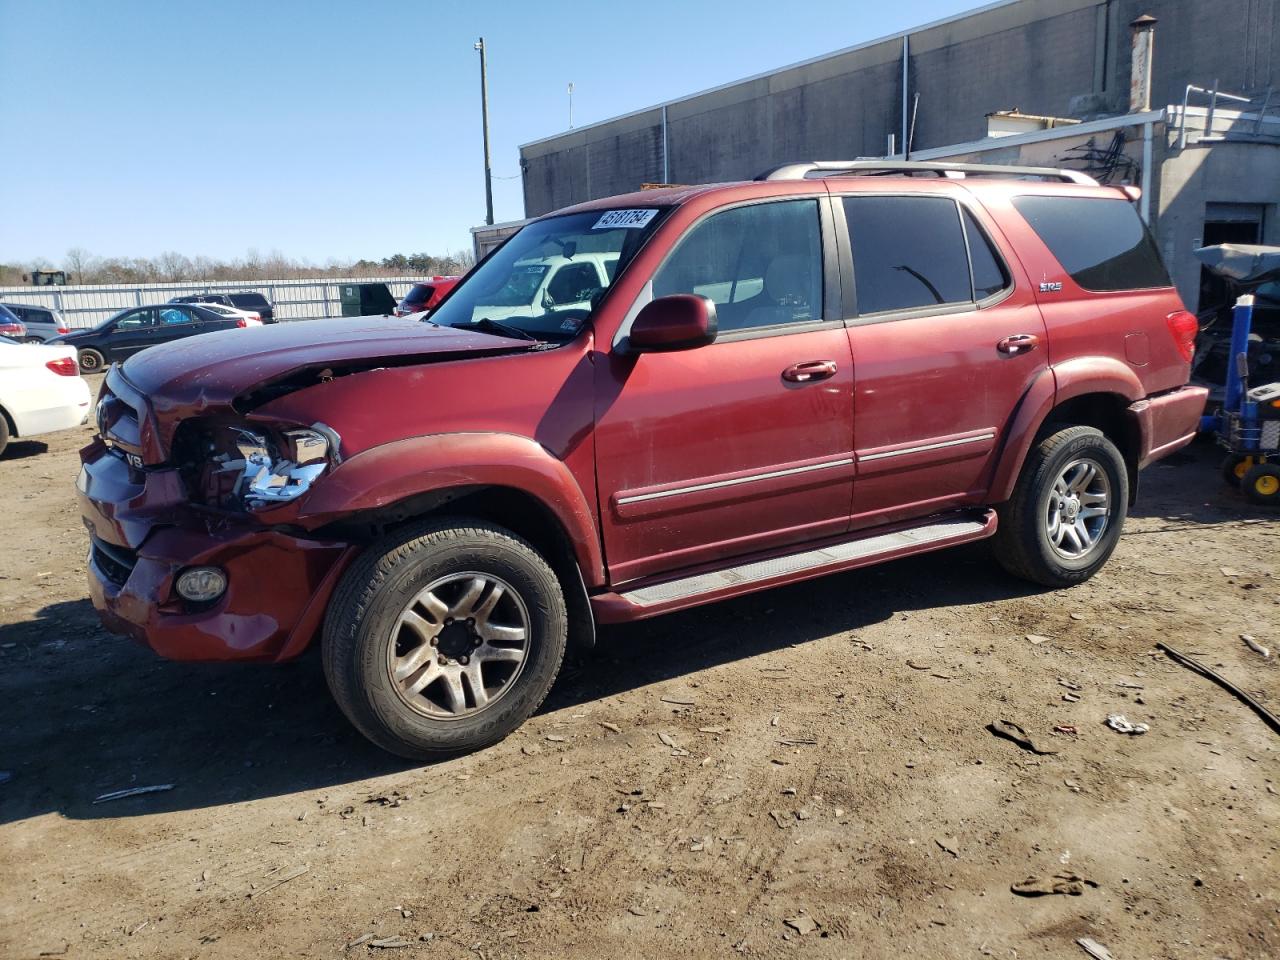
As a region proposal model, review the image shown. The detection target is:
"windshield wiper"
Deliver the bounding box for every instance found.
[454,317,539,342]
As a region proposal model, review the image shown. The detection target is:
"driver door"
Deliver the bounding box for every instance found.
[594,196,855,584]
[109,308,165,358]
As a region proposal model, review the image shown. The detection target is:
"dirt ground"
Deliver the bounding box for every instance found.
[1,374,1277,960]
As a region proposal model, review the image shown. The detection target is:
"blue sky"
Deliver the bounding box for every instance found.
[1,0,980,265]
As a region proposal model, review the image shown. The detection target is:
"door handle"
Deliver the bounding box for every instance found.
[782,360,838,383]
[997,334,1039,356]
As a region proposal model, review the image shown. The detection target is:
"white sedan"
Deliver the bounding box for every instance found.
[0,336,92,456]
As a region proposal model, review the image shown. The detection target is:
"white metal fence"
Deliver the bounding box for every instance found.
[0,276,429,328]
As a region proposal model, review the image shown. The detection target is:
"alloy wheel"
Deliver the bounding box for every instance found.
[386,572,530,720]
[1045,457,1112,560]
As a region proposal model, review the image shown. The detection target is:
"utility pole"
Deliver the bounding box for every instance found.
[568,82,574,128]
[474,37,494,226]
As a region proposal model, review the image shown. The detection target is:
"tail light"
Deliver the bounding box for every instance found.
[57,326,70,334]
[1166,310,1198,362]
[236,318,248,328]
[45,357,79,377]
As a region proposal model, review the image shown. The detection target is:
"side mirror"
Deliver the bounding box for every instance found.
[627,294,718,353]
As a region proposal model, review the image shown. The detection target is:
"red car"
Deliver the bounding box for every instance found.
[79,161,1206,759]
[393,277,461,316]
[0,306,28,340]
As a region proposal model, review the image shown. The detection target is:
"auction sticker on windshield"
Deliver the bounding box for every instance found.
[594,209,658,230]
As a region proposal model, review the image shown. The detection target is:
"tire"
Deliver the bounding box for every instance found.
[322,518,568,760]
[1221,454,1254,488]
[78,348,105,373]
[0,412,9,458]
[993,425,1128,588]
[1242,463,1280,506]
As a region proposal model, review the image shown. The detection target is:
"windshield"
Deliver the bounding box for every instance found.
[429,208,666,340]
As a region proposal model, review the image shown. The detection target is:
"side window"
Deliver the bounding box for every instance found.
[963,210,1011,300]
[845,196,971,315]
[653,199,823,332]
[1011,195,1170,291]
[545,262,601,305]
[159,307,193,325]
[115,309,156,329]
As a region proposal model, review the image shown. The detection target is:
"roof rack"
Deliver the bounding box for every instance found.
[756,160,1098,186]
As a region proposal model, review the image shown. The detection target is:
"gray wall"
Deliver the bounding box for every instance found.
[520,0,1280,216]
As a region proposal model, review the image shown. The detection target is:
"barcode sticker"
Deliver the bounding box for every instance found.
[593,209,658,230]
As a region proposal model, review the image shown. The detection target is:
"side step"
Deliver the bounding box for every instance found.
[592,511,996,623]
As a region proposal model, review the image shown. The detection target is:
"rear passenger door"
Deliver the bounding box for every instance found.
[834,189,1048,530]
[157,305,210,341]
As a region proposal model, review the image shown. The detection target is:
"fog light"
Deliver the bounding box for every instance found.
[176,566,227,603]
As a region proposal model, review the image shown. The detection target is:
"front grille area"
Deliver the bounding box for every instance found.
[91,536,137,587]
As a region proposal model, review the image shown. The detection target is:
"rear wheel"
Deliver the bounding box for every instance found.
[1242,463,1280,506]
[77,348,105,373]
[1221,454,1255,488]
[0,412,10,457]
[322,518,568,760]
[993,426,1128,588]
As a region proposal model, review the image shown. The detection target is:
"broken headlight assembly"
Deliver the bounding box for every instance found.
[184,422,340,510]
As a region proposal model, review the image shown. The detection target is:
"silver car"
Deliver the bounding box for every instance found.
[0,303,69,342]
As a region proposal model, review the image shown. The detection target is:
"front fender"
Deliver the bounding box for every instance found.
[296,432,605,585]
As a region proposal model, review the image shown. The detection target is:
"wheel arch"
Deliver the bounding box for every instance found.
[991,360,1147,504]
[300,434,602,653]
[0,402,16,438]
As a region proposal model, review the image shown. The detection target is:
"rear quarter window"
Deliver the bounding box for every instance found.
[1012,195,1170,292]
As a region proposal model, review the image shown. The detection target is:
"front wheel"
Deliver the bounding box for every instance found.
[77,348,105,373]
[322,518,568,760]
[993,426,1128,588]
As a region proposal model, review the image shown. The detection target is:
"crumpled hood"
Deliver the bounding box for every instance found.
[120,315,532,415]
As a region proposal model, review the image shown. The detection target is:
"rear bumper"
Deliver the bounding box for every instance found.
[1131,385,1210,468]
[79,438,354,662]
[12,375,91,437]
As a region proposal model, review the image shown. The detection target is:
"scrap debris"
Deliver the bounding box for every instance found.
[1157,642,1280,736]
[987,719,1058,755]
[368,936,414,949]
[1075,937,1116,960]
[1105,714,1149,736]
[1011,873,1099,897]
[783,914,819,936]
[92,784,174,804]
[1241,634,1271,659]
[247,865,308,898]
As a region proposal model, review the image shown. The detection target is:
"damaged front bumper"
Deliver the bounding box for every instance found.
[79,436,354,662]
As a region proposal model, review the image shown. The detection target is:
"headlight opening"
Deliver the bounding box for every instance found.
[229,424,336,508]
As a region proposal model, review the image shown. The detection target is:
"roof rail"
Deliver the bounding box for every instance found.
[755,160,1098,186]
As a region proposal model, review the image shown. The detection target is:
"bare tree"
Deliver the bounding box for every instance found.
[155,251,192,282]
[64,247,93,284]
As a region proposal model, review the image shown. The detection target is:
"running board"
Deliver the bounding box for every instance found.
[591,511,996,623]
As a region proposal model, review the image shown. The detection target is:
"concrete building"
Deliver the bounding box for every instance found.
[517,0,1280,309]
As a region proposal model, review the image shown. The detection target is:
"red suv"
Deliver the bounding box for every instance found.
[79,161,1206,759]
[393,277,461,316]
